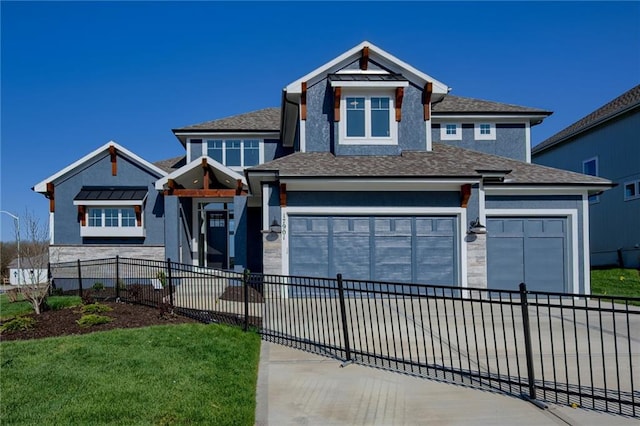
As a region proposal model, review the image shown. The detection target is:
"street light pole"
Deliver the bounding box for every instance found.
[1,211,20,285]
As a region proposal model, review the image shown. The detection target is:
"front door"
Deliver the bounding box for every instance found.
[206,211,228,269]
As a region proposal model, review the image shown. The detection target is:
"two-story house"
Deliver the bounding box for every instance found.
[533,84,640,268]
[33,41,612,294]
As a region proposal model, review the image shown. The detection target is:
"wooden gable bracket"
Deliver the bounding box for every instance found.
[360,46,369,70]
[201,158,211,189]
[109,145,117,176]
[77,205,86,226]
[333,87,341,122]
[279,183,287,207]
[46,182,55,212]
[301,81,307,121]
[422,82,433,121]
[236,179,243,196]
[134,205,142,226]
[460,184,472,208]
[166,179,177,196]
[395,87,404,122]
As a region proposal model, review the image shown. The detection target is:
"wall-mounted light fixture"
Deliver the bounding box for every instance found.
[468,217,487,234]
[269,218,282,234]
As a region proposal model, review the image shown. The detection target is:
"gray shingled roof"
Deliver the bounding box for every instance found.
[173,107,281,132]
[432,95,552,115]
[533,84,640,153]
[248,143,611,186]
[154,156,186,173]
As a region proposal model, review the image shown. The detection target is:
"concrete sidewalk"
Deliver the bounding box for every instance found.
[255,341,638,426]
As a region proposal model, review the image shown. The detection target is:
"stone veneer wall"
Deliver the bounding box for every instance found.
[50,245,166,263]
[465,234,487,289]
[262,234,283,298]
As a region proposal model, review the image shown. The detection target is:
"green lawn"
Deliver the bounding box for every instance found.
[0,294,82,320]
[1,323,261,425]
[591,268,640,304]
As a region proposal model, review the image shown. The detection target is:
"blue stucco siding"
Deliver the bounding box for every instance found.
[233,196,248,271]
[164,195,179,261]
[263,139,293,162]
[189,139,202,161]
[485,194,586,292]
[432,123,527,161]
[305,80,333,152]
[53,153,165,246]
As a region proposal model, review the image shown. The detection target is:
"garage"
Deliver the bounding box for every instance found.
[288,215,458,288]
[487,217,569,293]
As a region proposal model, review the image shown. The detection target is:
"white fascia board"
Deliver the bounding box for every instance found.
[245,170,279,196]
[286,41,448,95]
[281,178,480,192]
[330,80,409,88]
[484,186,594,196]
[174,132,280,138]
[154,156,246,190]
[33,141,167,193]
[432,114,548,124]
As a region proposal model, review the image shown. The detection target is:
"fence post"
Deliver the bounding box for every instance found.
[77,259,83,297]
[519,282,537,402]
[167,258,174,306]
[336,274,352,363]
[115,255,120,299]
[243,269,250,332]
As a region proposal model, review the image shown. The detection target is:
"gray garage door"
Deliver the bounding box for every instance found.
[289,216,457,287]
[487,217,568,293]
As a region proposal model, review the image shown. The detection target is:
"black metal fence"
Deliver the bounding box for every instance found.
[49,257,640,417]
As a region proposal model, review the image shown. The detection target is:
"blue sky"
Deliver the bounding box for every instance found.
[1,1,639,241]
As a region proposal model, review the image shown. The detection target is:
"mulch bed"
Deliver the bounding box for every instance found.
[0,302,198,342]
[219,285,264,303]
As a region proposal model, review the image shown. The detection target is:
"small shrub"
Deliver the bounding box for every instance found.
[92,282,105,291]
[46,296,82,310]
[1,316,37,333]
[81,302,113,314]
[158,299,174,319]
[81,290,95,305]
[128,284,142,301]
[76,314,112,328]
[51,287,64,296]
[156,271,167,288]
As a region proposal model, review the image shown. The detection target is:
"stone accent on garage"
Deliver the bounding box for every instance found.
[466,233,488,289]
[50,245,166,263]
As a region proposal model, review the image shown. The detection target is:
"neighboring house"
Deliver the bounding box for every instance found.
[8,253,48,285]
[33,41,612,294]
[532,85,640,268]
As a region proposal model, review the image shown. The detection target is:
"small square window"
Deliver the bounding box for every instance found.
[583,157,599,203]
[440,123,462,140]
[624,180,640,201]
[474,123,496,140]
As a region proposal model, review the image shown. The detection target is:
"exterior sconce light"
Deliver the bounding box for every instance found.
[468,217,487,234]
[269,218,282,234]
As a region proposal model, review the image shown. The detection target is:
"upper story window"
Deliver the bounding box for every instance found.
[341,93,396,144]
[474,123,496,140]
[206,139,261,168]
[582,157,599,204]
[624,180,640,201]
[440,123,462,140]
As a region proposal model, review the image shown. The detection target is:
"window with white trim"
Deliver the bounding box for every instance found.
[474,123,496,140]
[82,207,143,237]
[440,123,461,140]
[624,180,640,201]
[206,139,261,168]
[582,157,599,204]
[340,91,397,145]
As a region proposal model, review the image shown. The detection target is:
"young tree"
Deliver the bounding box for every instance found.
[17,210,51,314]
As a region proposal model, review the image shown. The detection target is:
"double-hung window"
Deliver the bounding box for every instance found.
[582,157,599,204]
[206,139,261,168]
[340,92,397,144]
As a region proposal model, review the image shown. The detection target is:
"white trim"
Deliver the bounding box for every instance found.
[281,206,467,289]
[478,182,486,225]
[425,106,432,151]
[432,115,547,123]
[80,227,145,238]
[154,156,246,190]
[474,123,496,140]
[623,180,640,201]
[191,199,198,265]
[281,178,480,192]
[49,212,54,245]
[485,208,580,294]
[176,132,280,138]
[299,117,306,152]
[286,41,449,95]
[339,90,398,145]
[330,80,409,88]
[485,186,602,196]
[262,184,269,231]
[440,123,462,140]
[582,194,591,295]
[525,122,531,163]
[33,141,167,192]
[73,197,147,207]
